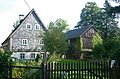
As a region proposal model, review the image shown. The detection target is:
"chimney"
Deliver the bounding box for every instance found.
[19,14,24,21]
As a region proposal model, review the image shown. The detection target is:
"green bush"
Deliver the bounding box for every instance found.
[12,60,42,78]
[0,49,12,79]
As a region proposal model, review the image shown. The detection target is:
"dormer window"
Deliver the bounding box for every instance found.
[26,23,32,30]
[35,24,41,30]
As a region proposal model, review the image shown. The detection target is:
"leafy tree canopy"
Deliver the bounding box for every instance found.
[43,18,69,55]
[92,38,120,59]
[75,1,118,39]
[0,49,12,78]
[106,0,120,18]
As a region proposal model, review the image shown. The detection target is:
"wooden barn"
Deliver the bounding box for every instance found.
[66,25,102,59]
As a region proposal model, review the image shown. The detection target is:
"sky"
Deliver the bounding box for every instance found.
[0,0,119,46]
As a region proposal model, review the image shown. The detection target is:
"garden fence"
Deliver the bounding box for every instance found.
[0,60,120,79]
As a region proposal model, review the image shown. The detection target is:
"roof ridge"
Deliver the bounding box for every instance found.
[66,25,93,39]
[2,9,46,45]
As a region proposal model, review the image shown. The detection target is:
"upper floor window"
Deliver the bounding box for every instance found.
[35,24,41,30]
[31,53,35,59]
[90,29,94,34]
[20,53,25,59]
[22,39,28,45]
[39,39,44,45]
[26,23,32,30]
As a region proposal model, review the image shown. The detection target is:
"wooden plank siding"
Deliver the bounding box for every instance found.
[1,38,10,51]
[66,27,99,59]
[81,27,96,50]
[69,27,96,51]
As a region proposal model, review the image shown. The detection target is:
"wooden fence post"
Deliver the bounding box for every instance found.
[6,63,9,79]
[41,62,44,79]
[40,61,114,79]
[9,62,12,79]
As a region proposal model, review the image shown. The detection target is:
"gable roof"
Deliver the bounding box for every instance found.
[2,9,47,45]
[66,25,95,39]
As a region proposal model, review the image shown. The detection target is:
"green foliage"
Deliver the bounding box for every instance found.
[35,54,41,62]
[75,1,118,39]
[110,0,120,2]
[92,33,103,48]
[102,0,118,38]
[12,59,42,66]
[75,2,101,28]
[43,18,69,55]
[92,38,120,59]
[74,38,83,51]
[74,38,80,51]
[91,43,105,59]
[103,39,120,59]
[108,0,120,16]
[12,60,42,78]
[112,47,120,60]
[0,49,12,79]
[47,53,61,63]
[80,38,83,50]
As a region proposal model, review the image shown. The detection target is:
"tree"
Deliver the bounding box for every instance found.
[75,2,101,28]
[75,2,118,38]
[0,49,12,78]
[92,33,103,48]
[13,20,20,28]
[102,0,118,38]
[111,0,120,2]
[108,0,120,16]
[43,18,68,57]
[92,38,120,59]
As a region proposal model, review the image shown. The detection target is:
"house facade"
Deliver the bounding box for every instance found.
[66,25,102,58]
[2,9,47,59]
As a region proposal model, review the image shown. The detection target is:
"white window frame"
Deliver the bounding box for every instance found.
[20,53,25,59]
[39,39,44,45]
[31,53,35,59]
[22,39,28,45]
[35,24,40,30]
[26,23,32,30]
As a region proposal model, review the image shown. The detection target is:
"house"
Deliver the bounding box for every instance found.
[66,25,102,59]
[1,9,47,59]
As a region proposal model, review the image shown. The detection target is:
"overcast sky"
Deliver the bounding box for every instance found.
[0,0,119,45]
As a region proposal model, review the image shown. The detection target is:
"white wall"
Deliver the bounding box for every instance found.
[11,52,40,59]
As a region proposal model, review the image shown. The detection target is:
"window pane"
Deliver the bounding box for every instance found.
[20,53,25,59]
[31,53,35,58]
[26,23,32,30]
[22,39,28,45]
[35,24,40,30]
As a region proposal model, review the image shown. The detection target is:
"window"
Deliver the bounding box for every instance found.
[35,24,40,30]
[26,23,32,30]
[90,29,94,34]
[20,53,25,59]
[31,53,35,59]
[22,39,28,45]
[39,39,44,45]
